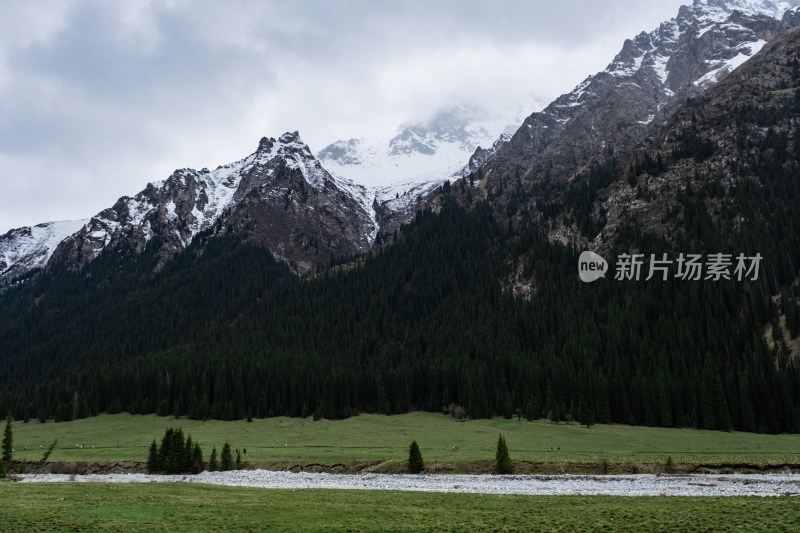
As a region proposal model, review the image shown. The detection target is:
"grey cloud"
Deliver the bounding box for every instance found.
[0,0,686,231]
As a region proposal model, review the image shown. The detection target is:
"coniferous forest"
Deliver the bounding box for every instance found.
[2,56,800,435]
[0,175,799,433]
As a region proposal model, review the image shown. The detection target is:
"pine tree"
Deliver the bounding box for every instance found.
[192,443,203,474]
[220,442,232,471]
[495,434,511,474]
[2,411,13,463]
[147,440,159,473]
[235,449,242,470]
[209,446,219,471]
[408,440,424,474]
[0,457,5,478]
[183,436,194,473]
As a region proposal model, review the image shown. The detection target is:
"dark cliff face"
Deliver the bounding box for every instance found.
[467,2,800,229]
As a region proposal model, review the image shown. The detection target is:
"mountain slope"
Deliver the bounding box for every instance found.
[594,22,800,255]
[467,0,800,226]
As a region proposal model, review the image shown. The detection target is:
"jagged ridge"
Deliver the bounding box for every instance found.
[468,0,800,224]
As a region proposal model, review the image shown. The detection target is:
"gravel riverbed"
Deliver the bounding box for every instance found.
[18,471,800,496]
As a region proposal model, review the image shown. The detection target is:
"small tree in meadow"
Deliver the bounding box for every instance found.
[408,440,424,474]
[220,442,232,471]
[209,447,219,471]
[495,434,511,474]
[146,440,159,473]
[191,443,204,473]
[2,411,13,463]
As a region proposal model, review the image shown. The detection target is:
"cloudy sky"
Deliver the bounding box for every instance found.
[0,0,687,231]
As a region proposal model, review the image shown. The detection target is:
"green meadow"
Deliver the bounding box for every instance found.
[2,483,799,532]
[8,412,800,470]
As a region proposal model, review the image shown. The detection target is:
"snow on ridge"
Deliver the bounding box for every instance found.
[59,132,329,263]
[715,0,796,19]
[568,0,793,103]
[694,38,768,87]
[327,172,379,243]
[0,219,89,277]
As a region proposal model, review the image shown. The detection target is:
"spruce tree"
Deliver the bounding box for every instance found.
[408,440,424,474]
[235,449,242,470]
[209,446,219,471]
[2,411,13,463]
[192,443,203,474]
[495,434,511,474]
[183,436,194,473]
[147,440,159,473]
[220,442,232,471]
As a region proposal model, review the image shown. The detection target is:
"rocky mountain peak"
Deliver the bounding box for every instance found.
[24,130,375,280]
[256,136,276,158]
[464,0,800,228]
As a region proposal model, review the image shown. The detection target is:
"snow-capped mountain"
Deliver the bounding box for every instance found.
[1,103,530,285]
[318,105,524,189]
[317,105,534,234]
[0,219,88,286]
[471,0,800,209]
[12,132,374,280]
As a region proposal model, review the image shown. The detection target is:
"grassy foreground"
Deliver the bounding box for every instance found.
[2,483,800,532]
[8,412,800,470]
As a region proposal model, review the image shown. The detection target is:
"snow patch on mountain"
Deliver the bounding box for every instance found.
[0,219,88,282]
[318,104,538,232]
[694,38,768,87]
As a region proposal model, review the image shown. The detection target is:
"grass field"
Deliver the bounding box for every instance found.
[7,412,800,472]
[1,482,799,532]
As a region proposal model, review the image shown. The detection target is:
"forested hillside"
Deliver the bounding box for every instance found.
[1,186,798,432]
